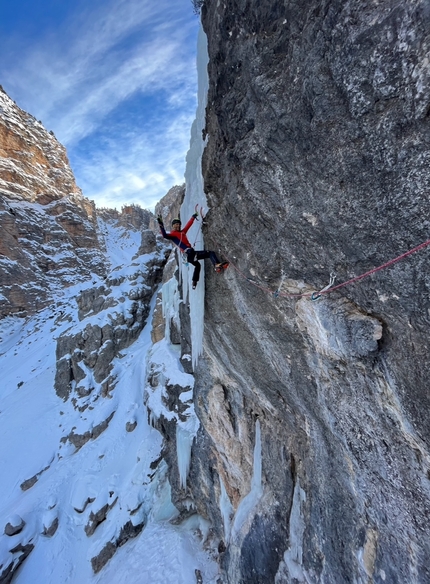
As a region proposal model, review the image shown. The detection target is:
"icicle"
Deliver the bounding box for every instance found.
[176,425,194,489]
[161,277,180,342]
[219,476,234,543]
[281,480,306,580]
[230,419,263,541]
[251,419,262,492]
[175,401,200,489]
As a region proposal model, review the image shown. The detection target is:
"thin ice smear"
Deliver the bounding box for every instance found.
[182,26,210,368]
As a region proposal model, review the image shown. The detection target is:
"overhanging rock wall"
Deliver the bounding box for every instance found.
[170,2,430,583]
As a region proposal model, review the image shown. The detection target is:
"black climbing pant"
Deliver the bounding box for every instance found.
[185,248,219,283]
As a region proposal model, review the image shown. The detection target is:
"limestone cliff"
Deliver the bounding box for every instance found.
[157,2,430,583]
[0,87,106,317]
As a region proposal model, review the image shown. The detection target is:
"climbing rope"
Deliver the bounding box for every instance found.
[213,237,430,300]
[311,273,336,301]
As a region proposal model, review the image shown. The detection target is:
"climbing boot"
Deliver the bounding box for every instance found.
[215,261,229,273]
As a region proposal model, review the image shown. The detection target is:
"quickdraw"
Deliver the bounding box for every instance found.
[191,204,210,247]
[311,273,337,301]
[273,269,287,298]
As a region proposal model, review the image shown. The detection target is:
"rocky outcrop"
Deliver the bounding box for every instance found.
[150,184,185,232]
[98,204,152,231]
[156,2,430,583]
[90,519,145,574]
[85,495,118,537]
[0,87,80,204]
[4,516,25,537]
[0,88,106,317]
[55,241,170,402]
[0,542,34,584]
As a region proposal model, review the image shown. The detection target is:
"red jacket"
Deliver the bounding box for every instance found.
[159,216,196,252]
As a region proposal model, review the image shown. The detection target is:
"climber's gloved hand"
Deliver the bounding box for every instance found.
[192,212,199,219]
[157,215,163,225]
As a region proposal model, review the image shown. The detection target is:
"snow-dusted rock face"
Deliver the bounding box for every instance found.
[0,83,220,580]
[0,205,175,583]
[98,204,153,232]
[0,87,107,317]
[55,243,169,403]
[156,2,430,583]
[0,87,80,204]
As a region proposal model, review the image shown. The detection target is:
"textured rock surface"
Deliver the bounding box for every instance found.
[98,204,152,231]
[151,184,185,231]
[85,496,118,537]
[42,515,59,538]
[160,1,430,583]
[54,244,169,402]
[90,519,145,573]
[0,88,106,316]
[0,87,80,204]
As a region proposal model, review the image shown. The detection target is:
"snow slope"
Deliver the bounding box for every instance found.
[0,218,218,583]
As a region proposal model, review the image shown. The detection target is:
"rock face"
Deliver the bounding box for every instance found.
[0,87,80,204]
[54,243,169,403]
[157,2,430,583]
[151,184,185,231]
[0,87,106,317]
[98,204,153,231]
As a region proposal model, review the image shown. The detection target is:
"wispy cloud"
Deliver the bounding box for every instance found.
[1,0,199,209]
[56,35,195,145]
[72,107,195,211]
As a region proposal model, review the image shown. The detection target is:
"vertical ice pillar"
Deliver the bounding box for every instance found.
[161,277,180,343]
[182,25,210,368]
[220,476,234,543]
[176,424,194,489]
[280,480,306,581]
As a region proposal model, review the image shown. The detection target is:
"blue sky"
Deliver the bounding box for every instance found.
[0,0,199,211]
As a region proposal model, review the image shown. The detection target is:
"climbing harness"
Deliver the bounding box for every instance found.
[167,204,207,267]
[311,273,336,301]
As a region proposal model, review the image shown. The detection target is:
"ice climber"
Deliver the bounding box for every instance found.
[157,213,228,289]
